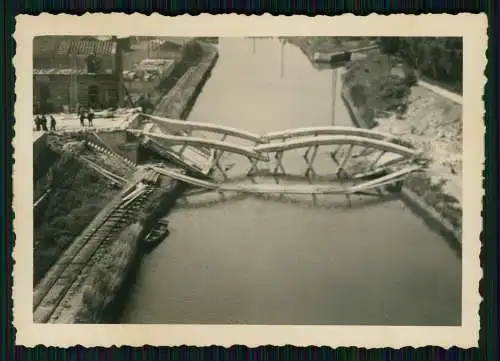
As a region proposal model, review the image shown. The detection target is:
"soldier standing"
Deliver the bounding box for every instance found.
[79,110,86,127]
[49,115,57,131]
[87,109,95,127]
[40,115,48,131]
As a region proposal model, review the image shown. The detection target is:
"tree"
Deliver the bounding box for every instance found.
[379,36,463,93]
[378,37,400,55]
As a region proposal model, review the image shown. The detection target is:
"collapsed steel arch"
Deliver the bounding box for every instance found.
[152,165,421,196]
[128,118,421,185]
[128,129,270,179]
[140,113,264,145]
[262,126,402,143]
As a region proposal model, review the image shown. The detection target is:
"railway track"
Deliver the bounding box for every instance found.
[86,132,138,170]
[34,182,155,323]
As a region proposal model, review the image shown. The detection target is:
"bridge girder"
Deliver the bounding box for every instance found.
[140,113,264,145]
[129,117,421,183]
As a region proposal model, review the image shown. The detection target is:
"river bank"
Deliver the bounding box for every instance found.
[33,42,220,323]
[33,137,135,285]
[340,54,462,248]
[284,39,462,247]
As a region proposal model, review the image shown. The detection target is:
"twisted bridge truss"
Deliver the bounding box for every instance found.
[128,114,424,200]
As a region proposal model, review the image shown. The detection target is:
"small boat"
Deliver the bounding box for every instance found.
[143,219,170,253]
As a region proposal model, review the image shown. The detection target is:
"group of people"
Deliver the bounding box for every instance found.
[34,114,56,132]
[78,108,96,128]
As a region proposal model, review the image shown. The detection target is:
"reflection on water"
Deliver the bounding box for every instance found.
[120,38,461,325]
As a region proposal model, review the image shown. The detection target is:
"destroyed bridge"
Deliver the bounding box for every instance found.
[33,111,423,323]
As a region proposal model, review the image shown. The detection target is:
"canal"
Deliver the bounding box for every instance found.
[120,38,461,325]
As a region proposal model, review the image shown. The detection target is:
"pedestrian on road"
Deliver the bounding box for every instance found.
[40,115,48,131]
[80,111,86,127]
[34,115,41,131]
[49,115,57,131]
[87,110,95,127]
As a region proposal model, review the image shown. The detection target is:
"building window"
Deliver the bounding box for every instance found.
[86,54,101,73]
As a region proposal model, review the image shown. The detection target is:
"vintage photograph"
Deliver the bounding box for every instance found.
[15,13,485,348]
[32,34,463,325]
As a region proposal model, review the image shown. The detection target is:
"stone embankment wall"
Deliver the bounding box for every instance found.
[49,44,219,323]
[341,88,462,249]
[341,89,377,129]
[154,44,219,119]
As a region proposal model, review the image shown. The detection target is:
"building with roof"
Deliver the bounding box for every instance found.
[33,36,124,113]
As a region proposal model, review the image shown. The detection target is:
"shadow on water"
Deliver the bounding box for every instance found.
[175,189,402,211]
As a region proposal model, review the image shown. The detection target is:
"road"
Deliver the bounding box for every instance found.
[417,79,463,105]
[119,38,461,326]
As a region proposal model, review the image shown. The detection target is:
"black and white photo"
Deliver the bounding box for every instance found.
[14,14,485,348]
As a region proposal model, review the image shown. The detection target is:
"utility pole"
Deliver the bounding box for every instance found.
[331,68,338,125]
[280,39,285,78]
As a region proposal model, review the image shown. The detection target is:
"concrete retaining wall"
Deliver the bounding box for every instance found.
[33,131,48,165]
[341,86,462,248]
[154,46,219,119]
[341,89,376,129]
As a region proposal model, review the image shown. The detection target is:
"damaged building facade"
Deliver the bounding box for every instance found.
[33,36,125,114]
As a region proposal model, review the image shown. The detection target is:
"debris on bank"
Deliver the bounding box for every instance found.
[341,52,463,237]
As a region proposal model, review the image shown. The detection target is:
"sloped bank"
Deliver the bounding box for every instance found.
[33,142,127,285]
[341,84,462,251]
[67,46,219,323]
[73,179,189,323]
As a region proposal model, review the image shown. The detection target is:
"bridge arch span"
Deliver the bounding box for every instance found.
[132,131,269,161]
[254,135,417,158]
[128,129,270,179]
[141,113,264,145]
[262,126,405,144]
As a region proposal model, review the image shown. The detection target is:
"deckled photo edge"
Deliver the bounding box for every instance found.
[12,13,486,348]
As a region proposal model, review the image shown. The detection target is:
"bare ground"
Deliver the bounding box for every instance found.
[373,86,462,204]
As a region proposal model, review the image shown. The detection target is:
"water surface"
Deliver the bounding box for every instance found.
[120,38,461,325]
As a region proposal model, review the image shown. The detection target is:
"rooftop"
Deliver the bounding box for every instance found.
[157,37,193,48]
[34,36,117,57]
[33,68,114,75]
